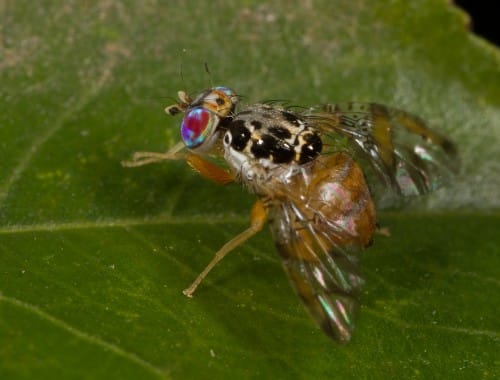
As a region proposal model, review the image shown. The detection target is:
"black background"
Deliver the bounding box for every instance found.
[454,1,500,46]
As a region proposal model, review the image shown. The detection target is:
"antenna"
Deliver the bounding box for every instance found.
[204,62,214,87]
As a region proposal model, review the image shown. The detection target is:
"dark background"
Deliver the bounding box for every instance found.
[455,1,500,46]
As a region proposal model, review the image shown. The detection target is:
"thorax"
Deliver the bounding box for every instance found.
[222,104,322,196]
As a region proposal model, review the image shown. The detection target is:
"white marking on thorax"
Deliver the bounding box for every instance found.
[224,145,303,194]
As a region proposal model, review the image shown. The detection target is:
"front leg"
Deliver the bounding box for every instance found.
[186,154,234,185]
[121,141,186,167]
[122,142,234,185]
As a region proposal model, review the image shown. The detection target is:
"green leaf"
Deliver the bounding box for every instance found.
[1,1,499,379]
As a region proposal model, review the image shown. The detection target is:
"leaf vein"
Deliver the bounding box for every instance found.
[366,308,500,341]
[0,292,169,379]
[0,215,248,234]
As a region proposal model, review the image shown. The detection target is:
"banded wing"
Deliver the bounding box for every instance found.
[269,199,367,343]
[306,103,459,199]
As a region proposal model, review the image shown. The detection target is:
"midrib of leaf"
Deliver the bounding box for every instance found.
[0,214,248,234]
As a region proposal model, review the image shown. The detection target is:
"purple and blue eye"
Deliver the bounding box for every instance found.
[181,107,217,149]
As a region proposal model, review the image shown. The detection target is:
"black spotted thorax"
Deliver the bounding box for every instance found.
[222,104,323,193]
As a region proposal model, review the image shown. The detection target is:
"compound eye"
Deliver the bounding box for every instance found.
[181,107,218,149]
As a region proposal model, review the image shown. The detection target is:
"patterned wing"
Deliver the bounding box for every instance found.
[268,198,368,343]
[305,102,459,199]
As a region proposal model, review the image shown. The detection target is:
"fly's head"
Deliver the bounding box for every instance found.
[165,86,238,153]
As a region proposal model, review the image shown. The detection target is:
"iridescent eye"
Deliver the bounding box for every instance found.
[181,107,218,149]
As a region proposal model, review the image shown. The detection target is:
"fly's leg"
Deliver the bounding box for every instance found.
[122,142,234,185]
[121,141,185,167]
[183,199,268,297]
[124,137,243,296]
[186,154,234,185]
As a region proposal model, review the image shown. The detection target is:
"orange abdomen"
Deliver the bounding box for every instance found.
[306,153,376,248]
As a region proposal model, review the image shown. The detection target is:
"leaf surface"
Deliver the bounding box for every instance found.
[1,1,499,379]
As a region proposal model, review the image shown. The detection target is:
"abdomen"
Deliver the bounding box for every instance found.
[305,152,376,248]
